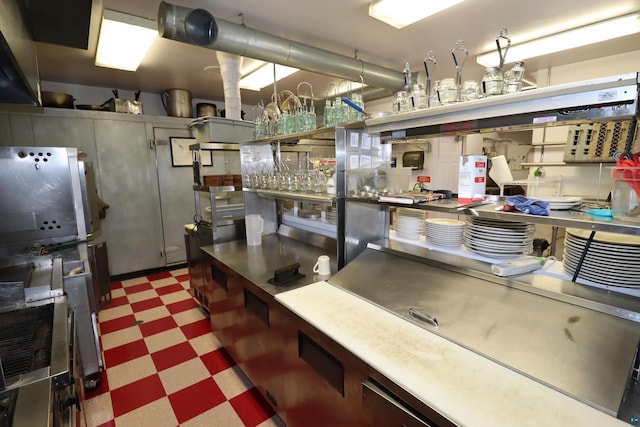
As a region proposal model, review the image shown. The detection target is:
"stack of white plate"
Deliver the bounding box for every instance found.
[543,197,581,210]
[325,206,337,224]
[425,218,464,247]
[563,228,640,287]
[394,208,425,240]
[463,217,535,257]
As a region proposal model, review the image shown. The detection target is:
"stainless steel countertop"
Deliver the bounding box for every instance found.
[329,246,640,416]
[201,233,337,296]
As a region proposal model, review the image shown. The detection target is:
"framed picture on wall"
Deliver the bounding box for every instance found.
[170,137,212,167]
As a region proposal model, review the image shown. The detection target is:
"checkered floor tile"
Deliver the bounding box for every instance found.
[84,268,284,427]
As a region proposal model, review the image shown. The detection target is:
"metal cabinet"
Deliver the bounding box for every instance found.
[362,380,454,427]
[93,119,165,275]
[277,305,368,426]
[203,256,242,361]
[234,283,287,417]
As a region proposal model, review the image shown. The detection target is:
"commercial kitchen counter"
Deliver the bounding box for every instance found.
[276,279,630,426]
[201,231,639,425]
[200,232,337,296]
[271,242,640,426]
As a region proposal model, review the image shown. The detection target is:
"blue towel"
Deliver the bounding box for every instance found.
[505,195,550,216]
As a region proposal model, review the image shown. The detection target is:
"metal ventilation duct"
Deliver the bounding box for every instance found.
[157,1,406,92]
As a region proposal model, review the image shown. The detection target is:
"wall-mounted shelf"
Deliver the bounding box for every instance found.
[521,162,567,167]
[531,142,567,147]
[252,127,336,144]
[193,185,242,192]
[366,73,639,139]
[247,188,336,205]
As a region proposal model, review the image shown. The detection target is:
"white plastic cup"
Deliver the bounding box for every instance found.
[313,255,331,276]
[245,214,264,246]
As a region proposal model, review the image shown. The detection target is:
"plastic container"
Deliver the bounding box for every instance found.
[245,214,264,246]
[189,116,253,144]
[612,171,640,222]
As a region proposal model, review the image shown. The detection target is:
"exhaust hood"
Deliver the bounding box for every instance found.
[0,0,40,106]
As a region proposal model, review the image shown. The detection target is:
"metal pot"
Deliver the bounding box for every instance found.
[161,89,192,117]
[196,102,217,117]
[76,104,109,111]
[41,91,75,109]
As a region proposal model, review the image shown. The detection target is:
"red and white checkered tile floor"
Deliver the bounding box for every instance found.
[84,267,284,427]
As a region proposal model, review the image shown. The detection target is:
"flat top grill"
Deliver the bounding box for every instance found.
[0,304,53,380]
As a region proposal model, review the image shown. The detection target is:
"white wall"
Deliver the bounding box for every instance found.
[535,50,640,86]
[525,51,640,199]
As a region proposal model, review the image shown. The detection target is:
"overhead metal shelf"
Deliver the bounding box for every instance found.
[248,188,336,205]
[365,73,640,139]
[347,196,640,236]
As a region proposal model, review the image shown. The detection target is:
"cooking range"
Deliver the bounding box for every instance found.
[0,257,81,427]
[0,146,104,426]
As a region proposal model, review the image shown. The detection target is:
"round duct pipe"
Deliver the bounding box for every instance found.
[216,51,242,120]
[158,1,406,91]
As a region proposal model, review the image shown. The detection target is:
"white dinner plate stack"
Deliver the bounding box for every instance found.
[463,217,535,257]
[563,228,640,288]
[425,218,465,247]
[325,206,337,224]
[394,208,425,240]
[542,197,581,210]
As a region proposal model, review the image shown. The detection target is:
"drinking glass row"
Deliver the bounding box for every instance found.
[254,109,317,140]
[244,170,329,194]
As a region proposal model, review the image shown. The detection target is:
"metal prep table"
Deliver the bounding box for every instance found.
[327,244,640,420]
[200,228,338,297]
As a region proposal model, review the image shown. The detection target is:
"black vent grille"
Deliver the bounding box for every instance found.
[0,304,53,378]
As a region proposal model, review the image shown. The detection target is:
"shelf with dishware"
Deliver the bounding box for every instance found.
[188,141,248,245]
[194,184,245,223]
[348,195,640,236]
[365,73,638,139]
[242,123,367,269]
[345,73,640,245]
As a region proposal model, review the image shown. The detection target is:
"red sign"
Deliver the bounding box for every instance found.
[475,161,486,168]
[417,176,431,183]
[475,177,485,183]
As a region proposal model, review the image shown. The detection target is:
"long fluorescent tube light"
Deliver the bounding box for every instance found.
[476,13,640,67]
[369,0,464,29]
[239,64,299,91]
[95,9,157,71]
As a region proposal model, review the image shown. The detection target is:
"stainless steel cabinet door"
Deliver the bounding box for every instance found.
[151,126,192,266]
[94,119,164,275]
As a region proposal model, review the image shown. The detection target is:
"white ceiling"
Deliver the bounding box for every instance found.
[35,0,640,107]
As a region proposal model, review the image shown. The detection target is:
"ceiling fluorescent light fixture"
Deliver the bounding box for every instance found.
[239,64,299,91]
[95,9,157,71]
[369,0,464,29]
[476,13,640,67]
